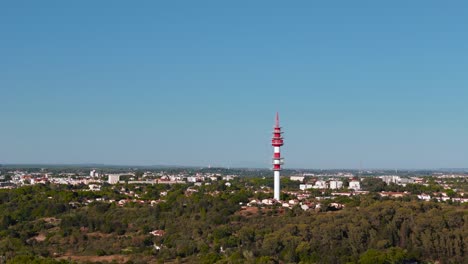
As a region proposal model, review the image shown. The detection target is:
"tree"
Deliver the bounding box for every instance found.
[359,249,386,264]
[361,178,386,192]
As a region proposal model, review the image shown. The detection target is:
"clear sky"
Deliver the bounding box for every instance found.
[1,1,467,169]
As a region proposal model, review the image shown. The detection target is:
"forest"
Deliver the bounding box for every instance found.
[0,180,466,264]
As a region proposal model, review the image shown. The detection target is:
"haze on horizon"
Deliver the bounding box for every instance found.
[1,1,467,169]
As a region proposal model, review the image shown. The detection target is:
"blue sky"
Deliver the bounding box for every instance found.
[1,1,467,169]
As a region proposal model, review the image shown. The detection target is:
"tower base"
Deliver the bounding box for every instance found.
[274,170,280,200]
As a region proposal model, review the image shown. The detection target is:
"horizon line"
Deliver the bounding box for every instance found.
[1,163,467,171]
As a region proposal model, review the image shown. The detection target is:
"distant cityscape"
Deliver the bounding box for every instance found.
[1,166,467,207]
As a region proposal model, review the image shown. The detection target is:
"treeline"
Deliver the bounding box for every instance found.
[361,178,455,194]
[227,200,466,263]
[0,183,466,263]
[141,191,466,264]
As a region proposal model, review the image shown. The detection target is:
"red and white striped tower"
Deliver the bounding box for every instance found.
[272,112,284,200]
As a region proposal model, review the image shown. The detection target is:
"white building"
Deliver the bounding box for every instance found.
[417,194,431,201]
[89,184,101,191]
[380,175,400,185]
[222,175,236,181]
[299,184,314,191]
[329,180,343,190]
[380,175,414,186]
[108,174,120,184]
[290,176,305,182]
[262,199,276,205]
[349,180,361,190]
[187,176,198,183]
[313,180,328,189]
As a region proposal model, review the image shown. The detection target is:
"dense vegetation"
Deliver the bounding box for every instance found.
[0,180,466,264]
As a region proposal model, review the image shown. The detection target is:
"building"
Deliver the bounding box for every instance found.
[313,180,327,189]
[398,178,414,187]
[187,176,198,183]
[418,194,431,201]
[89,184,101,191]
[329,180,343,190]
[380,175,400,185]
[380,175,415,186]
[349,180,361,190]
[149,230,166,237]
[108,174,120,184]
[290,176,305,182]
[380,192,407,198]
[299,184,314,191]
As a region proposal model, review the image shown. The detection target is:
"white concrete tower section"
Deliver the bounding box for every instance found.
[271,113,284,201]
[274,168,281,200]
